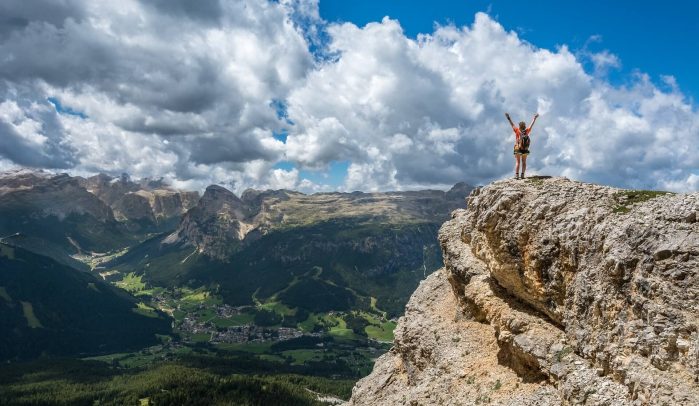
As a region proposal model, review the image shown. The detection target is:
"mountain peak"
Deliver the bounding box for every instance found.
[446,181,473,201]
[166,184,253,258]
[203,184,241,201]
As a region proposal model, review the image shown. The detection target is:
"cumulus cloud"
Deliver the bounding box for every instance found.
[286,13,699,191]
[0,2,697,192]
[0,94,77,168]
[0,0,313,191]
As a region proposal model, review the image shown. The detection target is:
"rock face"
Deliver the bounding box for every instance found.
[166,185,256,259]
[348,177,699,405]
[0,170,115,222]
[79,173,199,228]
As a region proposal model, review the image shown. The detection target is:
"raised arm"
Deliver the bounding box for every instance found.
[505,113,516,131]
[528,113,539,132]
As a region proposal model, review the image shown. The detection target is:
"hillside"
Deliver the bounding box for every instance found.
[0,242,171,361]
[348,177,699,405]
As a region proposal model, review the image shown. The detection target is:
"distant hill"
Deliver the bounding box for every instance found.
[0,242,171,361]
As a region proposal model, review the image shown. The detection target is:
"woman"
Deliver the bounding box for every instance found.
[505,112,538,179]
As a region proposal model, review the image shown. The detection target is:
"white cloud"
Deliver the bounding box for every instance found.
[590,50,621,72]
[0,100,47,146]
[0,3,697,192]
[0,0,313,190]
[286,12,699,191]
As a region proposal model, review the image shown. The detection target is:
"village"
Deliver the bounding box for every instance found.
[178,315,315,344]
[165,298,322,344]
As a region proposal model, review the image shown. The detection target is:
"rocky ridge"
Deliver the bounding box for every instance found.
[0,170,114,222]
[165,182,473,260]
[348,177,698,405]
[78,173,199,227]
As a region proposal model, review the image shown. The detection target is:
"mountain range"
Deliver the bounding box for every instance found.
[0,169,471,362]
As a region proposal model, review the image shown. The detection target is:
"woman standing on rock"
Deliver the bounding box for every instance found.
[505,112,538,179]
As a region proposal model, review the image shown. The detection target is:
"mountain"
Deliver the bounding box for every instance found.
[108,182,473,317]
[348,177,699,405]
[0,242,171,361]
[78,173,199,233]
[0,170,131,265]
[164,184,468,260]
[0,170,200,270]
[165,184,256,259]
[0,170,474,402]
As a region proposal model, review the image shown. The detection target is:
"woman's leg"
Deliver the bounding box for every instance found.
[521,155,527,177]
[514,154,521,177]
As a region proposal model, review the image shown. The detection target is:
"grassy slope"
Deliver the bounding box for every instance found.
[0,243,171,361]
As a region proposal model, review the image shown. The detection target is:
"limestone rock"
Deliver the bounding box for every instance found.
[166,185,255,258]
[78,173,199,227]
[348,177,699,405]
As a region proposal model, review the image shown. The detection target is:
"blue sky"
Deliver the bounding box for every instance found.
[321,0,699,103]
[1,0,697,192]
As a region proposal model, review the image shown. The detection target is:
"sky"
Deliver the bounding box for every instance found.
[321,1,699,101]
[0,0,697,193]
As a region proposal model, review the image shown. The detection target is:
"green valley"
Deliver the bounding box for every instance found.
[0,171,471,404]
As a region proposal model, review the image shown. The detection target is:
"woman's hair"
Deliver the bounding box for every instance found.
[519,121,527,131]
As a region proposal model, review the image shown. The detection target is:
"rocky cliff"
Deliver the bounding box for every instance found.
[165,185,256,259]
[0,170,115,222]
[348,177,698,405]
[79,173,199,227]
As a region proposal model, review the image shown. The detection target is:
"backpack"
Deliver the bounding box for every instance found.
[520,130,530,150]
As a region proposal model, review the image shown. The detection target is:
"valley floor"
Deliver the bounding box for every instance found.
[0,269,398,405]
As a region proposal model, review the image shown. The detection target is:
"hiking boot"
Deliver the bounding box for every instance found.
[520,173,526,179]
[514,174,519,179]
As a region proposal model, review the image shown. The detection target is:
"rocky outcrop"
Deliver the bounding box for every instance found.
[78,173,138,208]
[348,177,699,405]
[165,185,256,258]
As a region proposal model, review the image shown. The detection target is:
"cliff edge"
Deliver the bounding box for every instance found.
[347,177,698,405]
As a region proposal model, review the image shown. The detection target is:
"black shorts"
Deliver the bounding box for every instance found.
[513,148,529,155]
